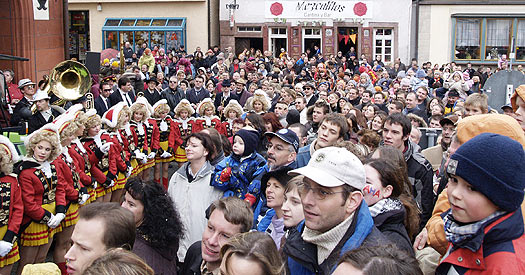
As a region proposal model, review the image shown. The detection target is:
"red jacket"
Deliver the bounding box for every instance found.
[193,116,226,135]
[171,118,195,148]
[0,174,23,243]
[146,118,160,152]
[436,209,525,274]
[69,141,105,186]
[52,154,82,203]
[82,133,118,182]
[18,161,67,225]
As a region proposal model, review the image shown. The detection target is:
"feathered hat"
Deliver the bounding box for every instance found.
[223,99,244,118]
[174,99,195,116]
[196,98,215,116]
[23,123,60,149]
[0,135,20,163]
[249,90,271,111]
[131,96,152,118]
[102,102,127,128]
[152,99,169,114]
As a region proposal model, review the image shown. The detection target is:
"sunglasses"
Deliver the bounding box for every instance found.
[103,89,112,92]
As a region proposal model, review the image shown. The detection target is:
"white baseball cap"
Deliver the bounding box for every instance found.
[289,147,366,190]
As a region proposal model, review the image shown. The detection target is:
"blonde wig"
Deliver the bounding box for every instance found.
[0,150,12,175]
[59,121,79,145]
[130,103,148,123]
[116,105,131,129]
[152,103,170,119]
[26,130,61,161]
[84,114,102,137]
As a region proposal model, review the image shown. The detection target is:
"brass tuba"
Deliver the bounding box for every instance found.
[34,60,93,112]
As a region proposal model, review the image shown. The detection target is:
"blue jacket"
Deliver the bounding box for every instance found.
[436,209,525,275]
[295,143,312,168]
[283,201,389,275]
[211,152,268,200]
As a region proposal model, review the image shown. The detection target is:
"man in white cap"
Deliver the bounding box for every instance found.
[10,78,36,126]
[28,89,62,132]
[283,147,387,275]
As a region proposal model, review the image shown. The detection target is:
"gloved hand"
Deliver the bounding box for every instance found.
[244,193,256,207]
[48,213,66,228]
[91,178,98,190]
[103,178,115,188]
[100,142,113,154]
[126,166,133,178]
[0,241,13,257]
[147,152,156,159]
[134,150,147,161]
[79,193,91,205]
[220,167,232,182]
[160,152,172,158]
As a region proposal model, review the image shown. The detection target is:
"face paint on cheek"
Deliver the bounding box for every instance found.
[363,184,381,198]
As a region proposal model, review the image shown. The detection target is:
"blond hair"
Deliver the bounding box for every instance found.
[130,103,147,123]
[26,130,61,161]
[0,150,13,175]
[464,93,488,112]
[59,122,79,145]
[84,115,102,137]
[152,103,170,118]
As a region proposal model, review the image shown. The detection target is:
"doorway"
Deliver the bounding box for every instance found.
[235,38,263,55]
[337,27,358,58]
[302,28,322,58]
[69,11,90,61]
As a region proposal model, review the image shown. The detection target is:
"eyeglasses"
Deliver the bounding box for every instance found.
[169,81,177,83]
[297,182,346,200]
[266,142,287,152]
[103,89,112,92]
[304,87,312,90]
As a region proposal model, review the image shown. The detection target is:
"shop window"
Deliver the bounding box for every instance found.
[374,28,394,63]
[517,20,525,60]
[269,28,287,57]
[238,26,262,32]
[485,19,511,60]
[303,28,322,56]
[105,31,118,49]
[304,28,321,36]
[102,18,186,53]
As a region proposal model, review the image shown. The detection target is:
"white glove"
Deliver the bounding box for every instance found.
[160,152,172,158]
[0,241,13,257]
[92,180,98,190]
[48,213,65,228]
[108,180,115,188]
[126,167,133,178]
[140,156,148,164]
[79,193,91,205]
[147,152,156,159]
[100,142,113,154]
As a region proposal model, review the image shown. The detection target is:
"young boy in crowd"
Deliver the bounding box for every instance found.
[211,128,268,206]
[463,93,489,117]
[436,133,525,274]
[444,90,460,115]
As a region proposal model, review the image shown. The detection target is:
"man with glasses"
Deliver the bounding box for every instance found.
[94,82,112,116]
[284,147,387,274]
[10,78,36,126]
[264,128,299,171]
[303,82,318,107]
[187,75,210,106]
[161,75,185,117]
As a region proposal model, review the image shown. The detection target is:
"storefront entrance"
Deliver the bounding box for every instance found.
[69,11,90,61]
[235,38,263,55]
[337,27,358,57]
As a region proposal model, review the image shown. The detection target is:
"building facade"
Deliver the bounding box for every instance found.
[68,0,220,61]
[219,0,413,63]
[417,0,525,66]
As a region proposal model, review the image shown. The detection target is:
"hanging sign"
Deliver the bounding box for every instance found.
[33,0,49,20]
[265,1,372,19]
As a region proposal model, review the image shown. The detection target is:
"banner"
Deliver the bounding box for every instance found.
[265,1,372,19]
[33,0,49,20]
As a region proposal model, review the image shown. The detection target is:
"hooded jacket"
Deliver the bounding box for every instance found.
[167,161,223,262]
[436,209,525,275]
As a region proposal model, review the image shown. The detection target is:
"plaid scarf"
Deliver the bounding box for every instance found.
[443,209,506,251]
[368,198,403,218]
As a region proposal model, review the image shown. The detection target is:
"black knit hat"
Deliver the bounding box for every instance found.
[234,129,259,157]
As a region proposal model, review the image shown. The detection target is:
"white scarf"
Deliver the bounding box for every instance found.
[62,147,73,163]
[40,161,52,178]
[159,120,168,131]
[302,213,354,264]
[73,139,86,154]
[136,122,145,135]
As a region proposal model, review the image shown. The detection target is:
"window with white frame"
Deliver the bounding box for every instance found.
[485,19,511,60]
[517,20,525,60]
[373,28,393,63]
[303,28,322,54]
[455,19,481,60]
[269,28,287,57]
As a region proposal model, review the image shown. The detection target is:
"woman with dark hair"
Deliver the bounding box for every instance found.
[262,113,283,133]
[220,231,284,275]
[167,132,223,262]
[121,178,184,275]
[362,158,419,255]
[370,146,419,240]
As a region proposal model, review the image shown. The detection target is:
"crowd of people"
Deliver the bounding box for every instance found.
[1,43,525,275]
